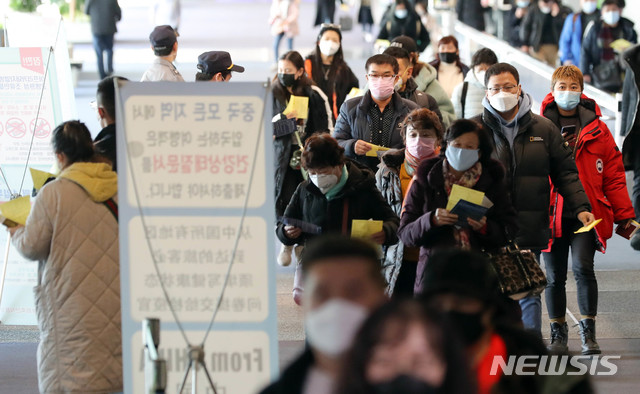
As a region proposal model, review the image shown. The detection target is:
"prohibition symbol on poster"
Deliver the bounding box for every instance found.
[6,118,27,139]
[30,118,51,139]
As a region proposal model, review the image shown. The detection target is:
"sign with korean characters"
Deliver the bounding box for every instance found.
[116,81,278,394]
[0,45,73,325]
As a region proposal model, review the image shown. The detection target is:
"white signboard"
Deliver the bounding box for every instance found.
[117,81,278,394]
[0,46,70,325]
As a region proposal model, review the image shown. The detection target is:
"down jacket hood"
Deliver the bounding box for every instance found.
[59,162,117,202]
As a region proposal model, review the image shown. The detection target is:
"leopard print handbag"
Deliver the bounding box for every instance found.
[487,243,547,301]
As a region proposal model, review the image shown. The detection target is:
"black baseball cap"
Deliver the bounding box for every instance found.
[390,35,419,54]
[149,25,178,52]
[197,51,245,75]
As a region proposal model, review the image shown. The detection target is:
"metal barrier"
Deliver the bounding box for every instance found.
[452,21,624,147]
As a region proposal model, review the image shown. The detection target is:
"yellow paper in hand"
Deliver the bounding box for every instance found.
[0,196,32,226]
[365,143,391,157]
[30,168,56,192]
[446,184,485,211]
[610,39,632,52]
[574,218,602,234]
[283,96,309,120]
[351,219,383,238]
[347,87,363,99]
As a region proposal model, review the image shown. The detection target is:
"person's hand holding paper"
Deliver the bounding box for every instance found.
[283,95,309,120]
[1,196,31,228]
[352,219,385,245]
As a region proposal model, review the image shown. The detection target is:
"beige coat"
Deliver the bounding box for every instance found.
[12,163,121,393]
[269,0,299,37]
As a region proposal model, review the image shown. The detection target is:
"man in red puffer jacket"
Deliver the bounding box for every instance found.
[540,65,635,356]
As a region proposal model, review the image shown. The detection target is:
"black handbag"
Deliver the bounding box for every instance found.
[486,236,547,300]
[592,59,622,92]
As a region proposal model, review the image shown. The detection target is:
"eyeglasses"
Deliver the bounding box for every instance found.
[486,85,518,94]
[367,74,396,81]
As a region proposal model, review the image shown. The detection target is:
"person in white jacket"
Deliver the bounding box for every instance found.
[10,120,121,394]
[451,48,498,119]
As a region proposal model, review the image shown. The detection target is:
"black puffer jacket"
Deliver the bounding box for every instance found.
[276,160,399,246]
[472,108,590,250]
[520,5,570,51]
[273,85,331,216]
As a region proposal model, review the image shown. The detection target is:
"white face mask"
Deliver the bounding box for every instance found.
[602,10,620,26]
[309,172,339,194]
[319,40,341,57]
[305,299,369,358]
[539,5,551,14]
[445,145,479,172]
[582,1,597,14]
[489,91,519,112]
[475,70,486,86]
[395,9,409,19]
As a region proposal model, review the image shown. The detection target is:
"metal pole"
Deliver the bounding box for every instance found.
[0,235,12,323]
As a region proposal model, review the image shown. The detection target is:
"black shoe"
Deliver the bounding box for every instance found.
[631,232,640,251]
[548,322,569,354]
[579,318,601,355]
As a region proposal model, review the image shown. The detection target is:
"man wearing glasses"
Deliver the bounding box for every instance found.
[474,63,594,336]
[333,54,418,170]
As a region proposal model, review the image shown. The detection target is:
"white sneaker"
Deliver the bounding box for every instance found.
[364,33,373,43]
[277,244,293,267]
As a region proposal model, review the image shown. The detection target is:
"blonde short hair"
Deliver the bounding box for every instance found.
[551,65,584,91]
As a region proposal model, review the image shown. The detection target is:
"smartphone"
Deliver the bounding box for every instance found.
[561,125,576,135]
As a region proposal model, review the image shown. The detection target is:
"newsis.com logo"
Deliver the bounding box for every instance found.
[490,355,621,376]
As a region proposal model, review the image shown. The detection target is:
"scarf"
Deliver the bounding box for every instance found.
[443,160,483,249]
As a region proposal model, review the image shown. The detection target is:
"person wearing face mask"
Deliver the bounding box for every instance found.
[509,0,532,49]
[539,65,635,355]
[451,48,498,119]
[382,46,443,123]
[558,0,601,67]
[473,63,594,336]
[376,109,444,297]
[520,0,571,66]
[429,36,470,99]
[581,0,637,92]
[421,249,593,394]
[305,24,359,123]
[333,54,419,171]
[377,0,430,52]
[275,134,399,304]
[272,51,332,267]
[260,235,387,394]
[397,119,518,295]
[336,299,476,394]
[9,121,122,394]
[390,36,456,128]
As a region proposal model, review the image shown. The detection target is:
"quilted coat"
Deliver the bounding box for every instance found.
[12,162,121,394]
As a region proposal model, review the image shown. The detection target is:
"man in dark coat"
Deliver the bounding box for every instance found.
[94,75,128,172]
[259,236,387,394]
[85,0,122,79]
[333,54,418,171]
[580,0,637,91]
[622,43,640,249]
[520,0,571,66]
[473,63,593,336]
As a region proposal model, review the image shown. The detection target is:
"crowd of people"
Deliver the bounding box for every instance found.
[8,0,640,393]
